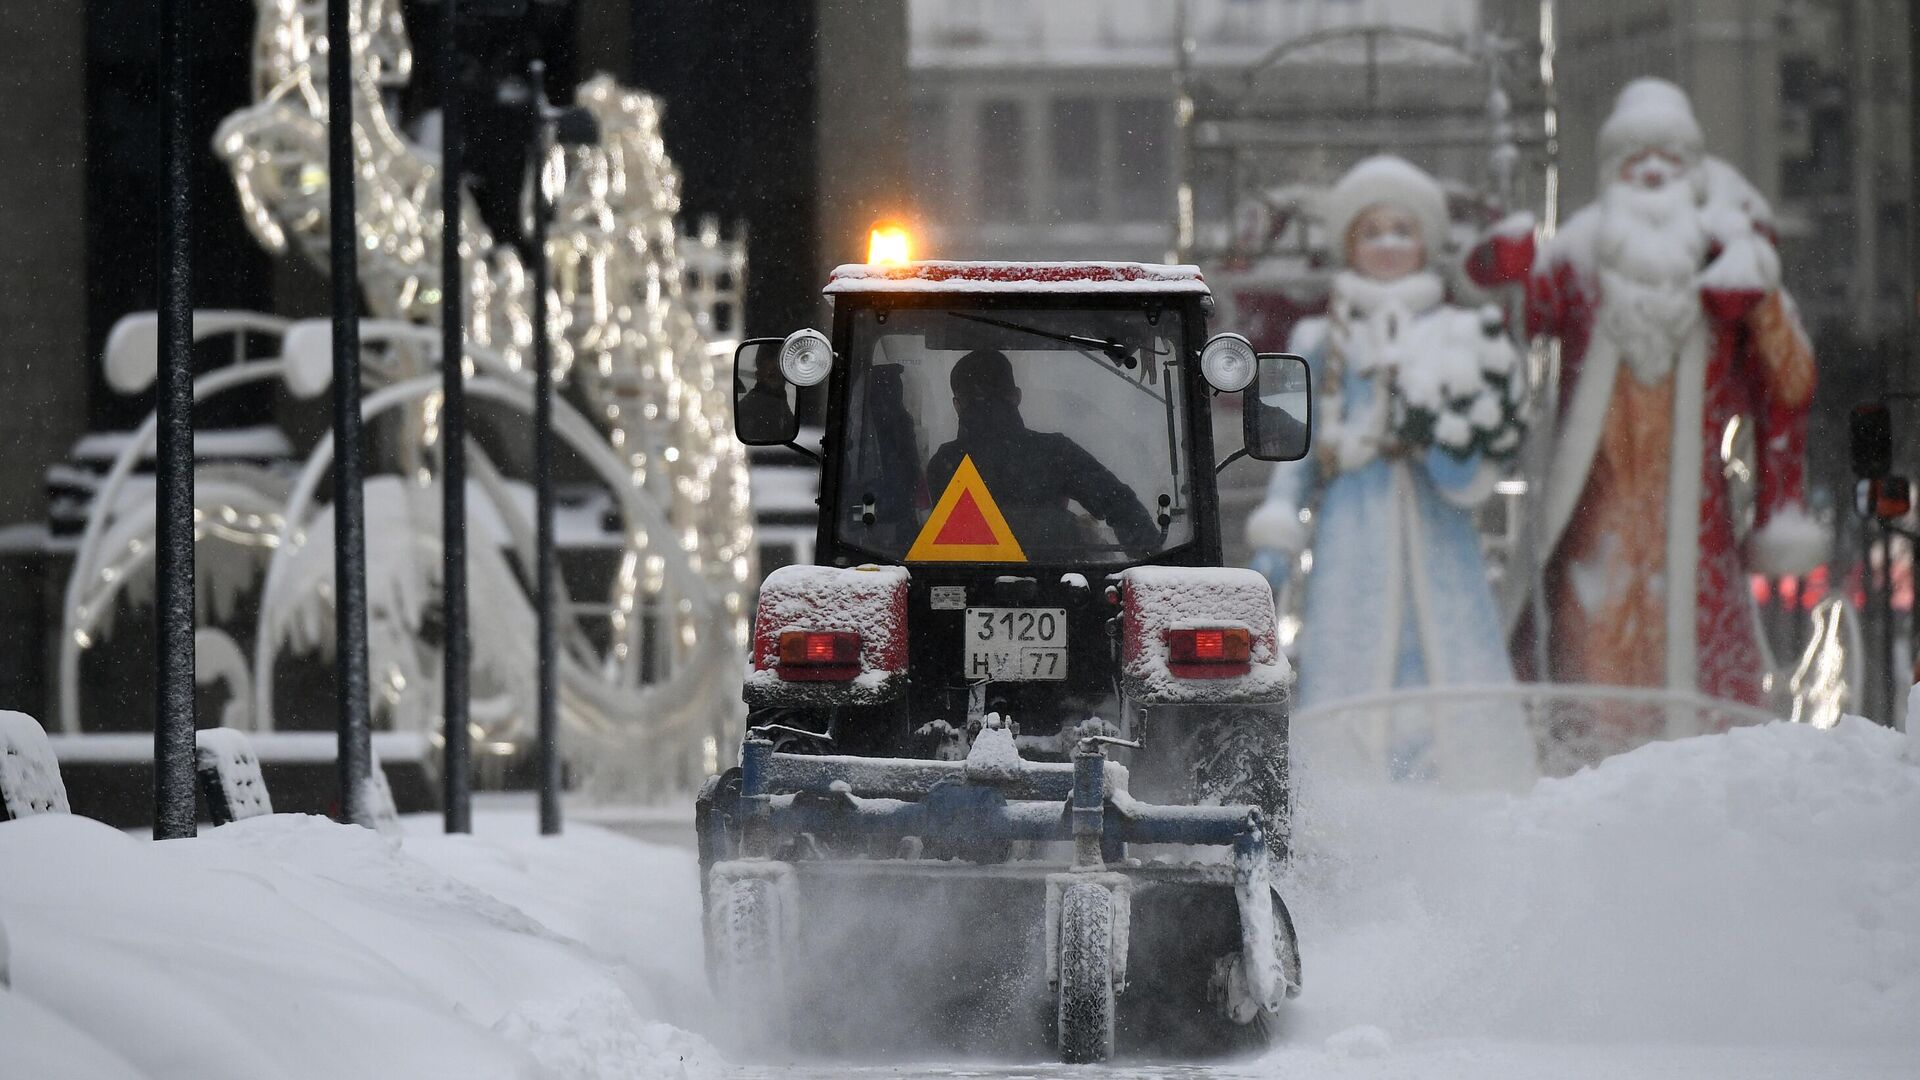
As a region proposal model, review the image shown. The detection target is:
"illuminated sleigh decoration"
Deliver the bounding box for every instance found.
[58,0,752,792]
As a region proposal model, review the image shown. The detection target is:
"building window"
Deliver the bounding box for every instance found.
[1113,98,1171,221]
[1193,150,1231,225]
[977,99,1028,222]
[1051,98,1101,222]
[1878,200,1907,305]
[909,97,952,211]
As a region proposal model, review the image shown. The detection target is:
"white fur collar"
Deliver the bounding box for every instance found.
[1331,270,1445,318]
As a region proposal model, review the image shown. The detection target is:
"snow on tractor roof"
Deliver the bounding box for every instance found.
[824,261,1210,296]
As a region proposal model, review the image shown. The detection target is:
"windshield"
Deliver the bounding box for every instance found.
[837,305,1193,565]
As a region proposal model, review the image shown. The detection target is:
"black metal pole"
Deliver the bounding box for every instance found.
[440,0,472,834]
[1863,521,1887,722]
[531,61,562,836]
[1909,8,1920,715]
[328,0,374,826]
[153,0,197,841]
[1880,527,1897,723]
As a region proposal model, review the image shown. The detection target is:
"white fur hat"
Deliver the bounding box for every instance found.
[1597,78,1705,178]
[1320,155,1449,267]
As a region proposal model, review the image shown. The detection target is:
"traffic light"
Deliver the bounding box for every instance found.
[1850,402,1893,480]
[1871,476,1912,521]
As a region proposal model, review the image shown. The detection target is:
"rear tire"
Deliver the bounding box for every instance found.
[710,876,790,1053]
[1057,883,1117,1063]
[1135,703,1290,851]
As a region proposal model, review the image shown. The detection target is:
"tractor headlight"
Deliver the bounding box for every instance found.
[1200,333,1258,393]
[779,328,834,387]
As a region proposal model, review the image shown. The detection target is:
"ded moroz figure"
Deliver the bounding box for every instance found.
[1466,78,1822,739]
[1248,156,1535,787]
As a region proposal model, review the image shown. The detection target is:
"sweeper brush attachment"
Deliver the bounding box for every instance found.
[697,728,1302,1062]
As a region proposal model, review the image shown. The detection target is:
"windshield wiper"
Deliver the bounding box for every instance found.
[947,312,1136,367]
[939,310,1168,408]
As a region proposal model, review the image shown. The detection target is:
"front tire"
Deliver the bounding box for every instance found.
[1057,883,1118,1063]
[709,874,792,1054]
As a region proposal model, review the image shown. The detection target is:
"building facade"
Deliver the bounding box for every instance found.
[904,0,1495,265]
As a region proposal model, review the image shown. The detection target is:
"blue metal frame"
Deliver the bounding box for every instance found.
[723,736,1268,866]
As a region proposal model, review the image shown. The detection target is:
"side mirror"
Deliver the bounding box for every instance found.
[733,337,800,446]
[1244,352,1311,462]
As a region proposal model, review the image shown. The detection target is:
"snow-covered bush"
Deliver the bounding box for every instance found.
[1389,305,1527,464]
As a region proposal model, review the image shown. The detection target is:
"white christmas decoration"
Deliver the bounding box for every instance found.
[59,0,752,795]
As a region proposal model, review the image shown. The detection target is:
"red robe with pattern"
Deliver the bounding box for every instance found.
[1467,208,1816,717]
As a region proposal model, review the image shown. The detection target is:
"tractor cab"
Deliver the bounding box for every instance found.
[732,261,1309,760]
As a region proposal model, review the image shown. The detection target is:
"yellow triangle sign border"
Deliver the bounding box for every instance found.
[905,454,1027,563]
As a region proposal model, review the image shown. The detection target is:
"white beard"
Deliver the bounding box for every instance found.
[1594,178,1707,384]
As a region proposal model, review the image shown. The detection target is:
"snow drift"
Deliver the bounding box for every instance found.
[1280,717,1920,1056]
[0,812,718,1080]
[2,720,1916,1078]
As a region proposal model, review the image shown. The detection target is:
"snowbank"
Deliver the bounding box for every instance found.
[1277,719,1920,1065]
[401,810,712,1025]
[0,988,147,1080]
[5,721,1916,1078]
[0,812,718,1080]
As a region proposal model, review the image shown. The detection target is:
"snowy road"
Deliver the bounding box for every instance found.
[724,1046,1915,1080]
[3,720,1917,1079]
[577,807,699,849]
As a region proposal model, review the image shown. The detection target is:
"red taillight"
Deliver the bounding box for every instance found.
[775,630,862,681]
[1167,626,1251,678]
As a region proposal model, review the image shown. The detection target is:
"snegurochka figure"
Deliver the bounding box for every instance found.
[1250,156,1534,786]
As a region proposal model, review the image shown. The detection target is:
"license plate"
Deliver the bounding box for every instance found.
[964,607,1067,681]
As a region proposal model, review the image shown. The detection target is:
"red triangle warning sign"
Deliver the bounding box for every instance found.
[934,490,997,546]
[907,455,1025,562]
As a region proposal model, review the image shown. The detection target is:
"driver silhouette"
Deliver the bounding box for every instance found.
[926,349,1159,557]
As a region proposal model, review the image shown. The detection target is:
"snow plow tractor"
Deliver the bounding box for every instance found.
[698,259,1311,1062]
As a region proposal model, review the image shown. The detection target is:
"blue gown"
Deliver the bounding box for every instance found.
[1253,317,1533,787]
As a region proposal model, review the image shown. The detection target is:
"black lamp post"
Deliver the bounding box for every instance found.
[440,0,473,836]
[154,0,196,840]
[326,0,375,827]
[521,60,598,837]
[439,0,539,833]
